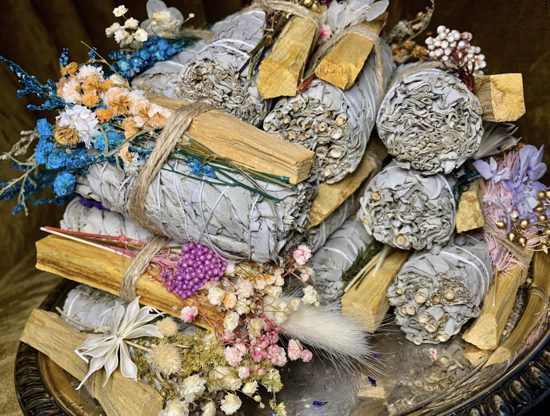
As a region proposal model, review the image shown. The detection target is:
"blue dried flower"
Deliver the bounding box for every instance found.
[53,171,76,197]
[37,119,53,138]
[35,136,54,165]
[46,148,68,170]
[93,129,124,153]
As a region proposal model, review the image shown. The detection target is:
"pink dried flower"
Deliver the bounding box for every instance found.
[267,331,279,345]
[238,366,250,379]
[236,279,254,300]
[293,245,312,265]
[318,24,332,45]
[257,368,267,376]
[301,349,313,362]
[180,306,198,323]
[234,343,247,356]
[225,346,244,367]
[268,345,287,366]
[287,339,302,361]
[301,273,310,282]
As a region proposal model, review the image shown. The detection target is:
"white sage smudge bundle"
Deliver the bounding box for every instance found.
[61,197,154,242]
[387,233,493,345]
[76,161,318,265]
[175,10,271,126]
[310,218,372,304]
[359,163,456,250]
[377,66,483,175]
[262,41,394,183]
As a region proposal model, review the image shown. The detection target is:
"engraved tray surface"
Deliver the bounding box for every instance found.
[15,279,550,416]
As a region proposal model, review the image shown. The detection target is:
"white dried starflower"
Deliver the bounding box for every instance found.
[202,401,216,416]
[302,285,318,305]
[113,5,128,17]
[105,22,121,37]
[208,286,226,306]
[156,317,179,337]
[223,312,240,332]
[220,393,242,415]
[134,28,148,42]
[242,380,258,396]
[124,17,139,29]
[158,399,189,416]
[181,374,206,401]
[148,342,182,376]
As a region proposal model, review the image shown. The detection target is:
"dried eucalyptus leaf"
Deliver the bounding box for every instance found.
[377,67,483,175]
[359,163,456,250]
[263,41,395,183]
[387,233,493,345]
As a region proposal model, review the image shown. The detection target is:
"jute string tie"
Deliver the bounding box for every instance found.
[121,101,212,303]
[310,24,387,97]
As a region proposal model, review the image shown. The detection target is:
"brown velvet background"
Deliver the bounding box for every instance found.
[0,1,548,414]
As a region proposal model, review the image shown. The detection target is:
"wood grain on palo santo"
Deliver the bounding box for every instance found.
[35,234,223,332]
[474,73,526,122]
[148,95,315,185]
[21,309,163,416]
[342,248,412,333]
[257,6,325,99]
[456,178,486,233]
[315,12,388,90]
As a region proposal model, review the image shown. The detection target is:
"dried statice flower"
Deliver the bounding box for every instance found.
[387,233,493,344]
[263,39,394,183]
[377,66,483,175]
[359,163,456,250]
[175,10,270,126]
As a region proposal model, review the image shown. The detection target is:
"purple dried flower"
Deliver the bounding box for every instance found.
[78,196,108,211]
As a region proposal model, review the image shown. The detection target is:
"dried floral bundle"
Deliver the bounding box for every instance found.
[262,41,394,183]
[310,217,373,304]
[359,163,456,250]
[175,10,271,126]
[387,233,493,345]
[377,66,484,175]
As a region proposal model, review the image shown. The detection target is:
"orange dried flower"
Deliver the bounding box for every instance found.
[54,125,80,146]
[95,108,113,122]
[145,112,167,129]
[56,77,68,97]
[82,77,104,95]
[60,62,78,77]
[105,88,131,116]
[103,79,115,91]
[122,117,139,138]
[119,144,134,165]
[82,93,100,108]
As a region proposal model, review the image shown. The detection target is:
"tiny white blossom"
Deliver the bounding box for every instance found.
[247,318,264,338]
[134,28,148,42]
[242,381,258,396]
[181,374,206,401]
[114,29,127,44]
[265,285,282,299]
[208,287,226,306]
[113,5,128,17]
[158,399,189,416]
[124,17,139,29]
[220,393,242,415]
[234,300,250,315]
[105,22,121,37]
[223,312,239,332]
[201,401,216,416]
[302,285,318,305]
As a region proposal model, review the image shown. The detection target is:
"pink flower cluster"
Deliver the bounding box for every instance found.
[292,245,312,265]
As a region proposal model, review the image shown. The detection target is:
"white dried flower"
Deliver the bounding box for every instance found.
[242,380,258,396]
[235,279,254,300]
[223,312,240,332]
[109,73,127,86]
[201,401,216,416]
[208,286,226,306]
[124,17,139,29]
[56,105,100,149]
[302,285,318,305]
[158,399,189,416]
[148,343,182,376]
[152,10,172,25]
[105,22,121,37]
[113,5,128,17]
[220,393,242,415]
[134,28,148,42]
[247,318,264,338]
[181,374,206,401]
[224,262,236,275]
[114,28,127,44]
[77,65,104,81]
[289,299,301,310]
[156,317,179,337]
[265,285,282,299]
[234,300,250,315]
[212,367,242,390]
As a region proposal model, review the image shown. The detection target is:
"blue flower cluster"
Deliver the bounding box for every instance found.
[109,36,197,79]
[188,158,217,179]
[53,171,76,197]
[93,128,125,153]
[0,56,66,111]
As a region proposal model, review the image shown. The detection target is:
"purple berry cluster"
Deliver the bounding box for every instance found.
[161,242,227,299]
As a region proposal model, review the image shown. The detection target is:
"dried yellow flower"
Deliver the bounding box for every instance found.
[54,125,80,146]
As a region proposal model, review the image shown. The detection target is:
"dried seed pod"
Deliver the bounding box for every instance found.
[387,233,493,344]
[359,163,456,250]
[377,66,483,175]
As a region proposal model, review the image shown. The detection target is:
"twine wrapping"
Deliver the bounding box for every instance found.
[121,101,212,302]
[311,24,387,97]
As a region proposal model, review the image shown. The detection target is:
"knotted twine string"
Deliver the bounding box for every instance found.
[310,24,387,98]
[120,102,212,303]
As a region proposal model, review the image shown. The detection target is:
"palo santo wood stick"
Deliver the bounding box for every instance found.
[315,12,388,90]
[473,74,526,122]
[35,235,222,331]
[342,249,412,333]
[148,95,315,185]
[463,344,491,367]
[484,252,550,366]
[456,178,486,233]
[462,251,534,351]
[308,136,387,227]
[21,309,163,416]
[257,7,325,99]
